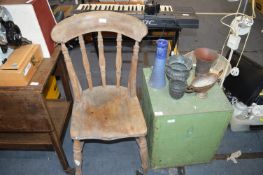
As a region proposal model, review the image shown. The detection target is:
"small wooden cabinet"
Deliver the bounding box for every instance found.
[141,68,233,169]
[0,47,73,173]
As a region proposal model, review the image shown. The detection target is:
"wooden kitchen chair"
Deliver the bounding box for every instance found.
[51,11,148,175]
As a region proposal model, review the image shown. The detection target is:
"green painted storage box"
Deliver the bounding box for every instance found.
[141,68,233,169]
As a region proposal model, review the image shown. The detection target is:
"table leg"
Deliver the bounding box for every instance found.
[170,29,181,55]
[49,131,74,174]
[55,55,73,102]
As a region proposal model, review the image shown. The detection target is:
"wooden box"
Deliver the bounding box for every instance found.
[0,44,43,86]
[141,68,233,169]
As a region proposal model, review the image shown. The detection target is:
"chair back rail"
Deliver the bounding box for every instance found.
[51,11,148,100]
[116,33,122,88]
[79,35,93,90]
[97,31,106,87]
[61,43,82,101]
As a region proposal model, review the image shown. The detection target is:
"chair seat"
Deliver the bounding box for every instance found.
[70,86,147,140]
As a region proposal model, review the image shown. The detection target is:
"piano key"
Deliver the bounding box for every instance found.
[98,4,102,10]
[160,5,164,12]
[118,5,121,11]
[80,5,85,11]
[166,6,170,11]
[140,5,143,11]
[85,5,90,11]
[96,5,99,11]
[170,6,173,12]
[90,4,96,10]
[87,4,91,10]
[89,5,92,11]
[166,6,170,12]
[101,4,105,10]
[124,5,128,11]
[167,6,171,12]
[77,4,84,11]
[111,5,114,11]
[115,5,118,11]
[106,5,109,11]
[168,6,172,11]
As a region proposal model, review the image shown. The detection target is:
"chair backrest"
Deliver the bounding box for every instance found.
[51,11,148,102]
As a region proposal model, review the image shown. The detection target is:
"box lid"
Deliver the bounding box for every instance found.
[0,44,36,70]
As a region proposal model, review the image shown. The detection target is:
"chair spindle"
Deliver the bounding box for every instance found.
[78,35,93,90]
[61,44,82,101]
[128,41,139,97]
[98,32,106,87]
[116,33,122,87]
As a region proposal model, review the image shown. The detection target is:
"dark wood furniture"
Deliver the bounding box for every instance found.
[52,11,149,175]
[0,47,73,174]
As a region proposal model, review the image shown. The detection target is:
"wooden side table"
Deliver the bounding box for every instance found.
[0,46,73,173]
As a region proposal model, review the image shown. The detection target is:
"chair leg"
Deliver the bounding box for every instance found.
[136,136,149,174]
[73,140,84,175]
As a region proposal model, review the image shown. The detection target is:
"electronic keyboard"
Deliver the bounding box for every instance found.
[74,3,199,29]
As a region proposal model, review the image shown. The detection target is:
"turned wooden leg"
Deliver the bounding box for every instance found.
[136,137,149,174]
[73,140,84,175]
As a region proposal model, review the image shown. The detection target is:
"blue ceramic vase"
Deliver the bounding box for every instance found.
[149,39,168,89]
